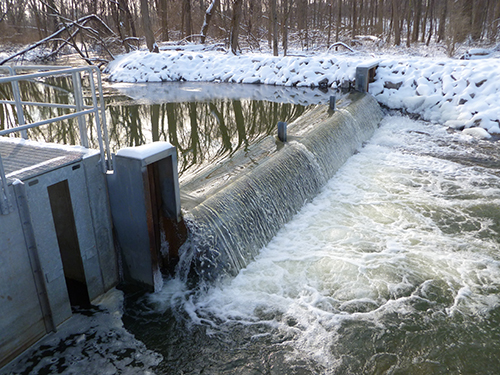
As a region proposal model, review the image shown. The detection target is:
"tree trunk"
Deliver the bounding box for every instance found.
[406,0,412,47]
[282,0,290,55]
[336,0,342,42]
[298,0,308,49]
[437,0,447,42]
[426,0,434,45]
[248,0,254,37]
[412,0,421,42]
[159,0,168,41]
[45,0,60,51]
[201,0,220,43]
[230,0,243,54]
[376,0,384,35]
[352,0,357,39]
[327,0,333,45]
[393,0,401,45]
[271,0,279,56]
[471,0,485,41]
[488,0,500,42]
[358,0,363,34]
[421,0,429,42]
[140,0,159,52]
[119,0,137,38]
[183,0,193,41]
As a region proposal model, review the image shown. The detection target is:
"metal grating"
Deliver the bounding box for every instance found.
[0,139,87,183]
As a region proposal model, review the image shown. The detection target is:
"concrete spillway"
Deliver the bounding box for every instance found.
[179,92,384,281]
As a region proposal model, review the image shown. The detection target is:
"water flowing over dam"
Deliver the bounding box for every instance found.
[179,92,383,281]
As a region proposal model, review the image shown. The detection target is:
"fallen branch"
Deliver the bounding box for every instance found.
[0,14,95,65]
[327,42,355,53]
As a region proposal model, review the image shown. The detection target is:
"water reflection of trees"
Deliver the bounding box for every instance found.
[1,78,306,175]
[0,77,85,145]
[107,99,306,175]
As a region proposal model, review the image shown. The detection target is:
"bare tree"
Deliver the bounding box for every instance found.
[271,0,279,55]
[282,0,291,56]
[230,0,243,54]
[437,0,447,43]
[182,0,193,41]
[201,0,220,43]
[140,0,159,52]
[393,0,401,45]
[159,0,169,41]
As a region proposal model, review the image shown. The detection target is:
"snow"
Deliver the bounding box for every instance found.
[6,156,66,178]
[116,141,176,159]
[0,136,99,155]
[106,48,500,136]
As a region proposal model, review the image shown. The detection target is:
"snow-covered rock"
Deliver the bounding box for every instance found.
[105,50,500,136]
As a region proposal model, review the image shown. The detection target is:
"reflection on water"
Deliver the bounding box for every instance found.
[0,76,85,145]
[106,98,306,175]
[1,78,331,175]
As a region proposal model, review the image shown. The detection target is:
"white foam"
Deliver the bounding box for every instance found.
[164,114,500,370]
[4,289,163,374]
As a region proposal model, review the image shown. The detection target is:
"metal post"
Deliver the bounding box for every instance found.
[72,71,89,148]
[329,95,336,111]
[0,155,13,215]
[9,72,28,139]
[93,67,112,171]
[355,66,369,92]
[278,121,287,142]
[87,68,108,173]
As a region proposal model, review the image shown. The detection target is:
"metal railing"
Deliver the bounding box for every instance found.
[0,65,112,215]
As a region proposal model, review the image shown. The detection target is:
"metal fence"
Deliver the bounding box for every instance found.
[0,65,112,215]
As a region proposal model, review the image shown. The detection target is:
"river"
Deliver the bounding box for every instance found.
[121,113,500,374]
[2,79,500,374]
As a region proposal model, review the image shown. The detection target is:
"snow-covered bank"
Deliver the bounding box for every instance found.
[105,50,500,137]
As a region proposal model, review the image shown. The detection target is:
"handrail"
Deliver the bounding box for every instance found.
[0,65,112,215]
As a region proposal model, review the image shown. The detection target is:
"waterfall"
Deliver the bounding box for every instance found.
[180,92,384,282]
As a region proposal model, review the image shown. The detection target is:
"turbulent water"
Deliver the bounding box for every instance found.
[5,114,500,375]
[120,114,500,374]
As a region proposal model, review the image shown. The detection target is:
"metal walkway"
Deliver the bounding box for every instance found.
[0,138,91,181]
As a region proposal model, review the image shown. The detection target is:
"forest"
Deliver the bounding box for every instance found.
[0,0,499,63]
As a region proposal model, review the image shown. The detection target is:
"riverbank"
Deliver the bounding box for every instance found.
[105,47,500,138]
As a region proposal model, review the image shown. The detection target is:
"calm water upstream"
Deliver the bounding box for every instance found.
[0,78,333,176]
[2,78,500,374]
[119,114,500,374]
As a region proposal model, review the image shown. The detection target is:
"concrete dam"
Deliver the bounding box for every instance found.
[0,65,382,368]
[179,92,383,282]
